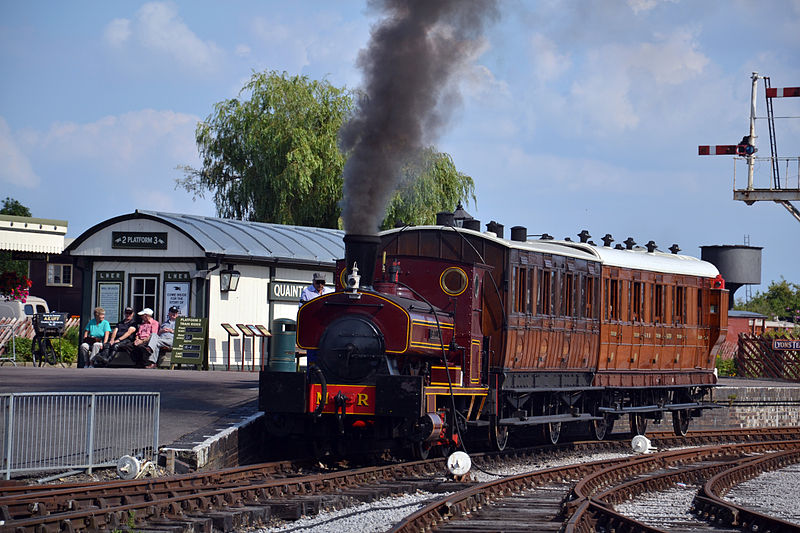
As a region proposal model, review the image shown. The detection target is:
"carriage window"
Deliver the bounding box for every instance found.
[563,273,575,317]
[583,276,596,319]
[632,281,643,322]
[514,267,526,313]
[654,284,664,323]
[674,286,686,324]
[697,288,704,325]
[537,270,551,315]
[527,268,535,313]
[606,279,620,321]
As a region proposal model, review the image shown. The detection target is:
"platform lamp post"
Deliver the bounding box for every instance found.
[219,266,240,292]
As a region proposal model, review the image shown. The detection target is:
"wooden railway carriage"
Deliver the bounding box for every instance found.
[259,224,727,455]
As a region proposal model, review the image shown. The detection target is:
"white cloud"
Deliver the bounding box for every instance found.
[104,2,222,74]
[628,29,709,84]
[0,117,40,188]
[234,44,251,58]
[104,18,131,46]
[627,0,659,14]
[530,33,571,81]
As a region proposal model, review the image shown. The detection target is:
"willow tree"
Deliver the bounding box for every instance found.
[382,148,476,230]
[179,70,475,229]
[179,71,354,227]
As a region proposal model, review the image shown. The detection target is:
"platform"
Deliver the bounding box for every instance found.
[0,366,263,472]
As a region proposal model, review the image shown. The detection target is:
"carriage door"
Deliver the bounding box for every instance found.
[129,274,159,316]
[707,287,729,367]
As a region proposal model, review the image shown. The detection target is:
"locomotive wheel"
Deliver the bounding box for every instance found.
[413,441,432,460]
[629,413,648,436]
[672,409,690,437]
[489,420,509,452]
[591,414,614,441]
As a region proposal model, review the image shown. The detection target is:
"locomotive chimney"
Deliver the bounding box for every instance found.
[344,234,381,288]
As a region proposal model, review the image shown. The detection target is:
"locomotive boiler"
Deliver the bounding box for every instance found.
[259,220,728,457]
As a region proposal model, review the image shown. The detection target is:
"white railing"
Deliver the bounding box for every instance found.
[1,392,160,479]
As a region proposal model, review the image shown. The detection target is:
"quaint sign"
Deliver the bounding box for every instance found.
[269,281,307,302]
[171,317,208,368]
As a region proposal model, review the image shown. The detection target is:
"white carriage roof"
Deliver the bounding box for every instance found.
[382,225,720,278]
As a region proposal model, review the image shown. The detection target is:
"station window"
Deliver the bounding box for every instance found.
[131,275,158,315]
[46,264,72,287]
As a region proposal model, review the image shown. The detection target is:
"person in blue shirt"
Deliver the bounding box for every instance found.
[78,307,111,368]
[299,272,333,306]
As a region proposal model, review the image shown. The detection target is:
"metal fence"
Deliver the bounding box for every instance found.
[1,392,160,479]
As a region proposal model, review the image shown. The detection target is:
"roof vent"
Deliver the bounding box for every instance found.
[578,230,591,243]
[463,218,481,231]
[564,237,572,242]
[601,234,614,247]
[614,244,624,250]
[540,233,554,240]
[588,240,596,246]
[436,211,454,226]
[510,226,527,242]
[624,237,636,250]
[669,244,681,254]
[646,240,657,253]
[486,221,504,239]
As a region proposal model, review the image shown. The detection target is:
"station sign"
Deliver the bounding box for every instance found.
[171,317,209,368]
[269,281,307,302]
[112,231,168,249]
[772,339,800,350]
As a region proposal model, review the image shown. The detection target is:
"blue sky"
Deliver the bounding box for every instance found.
[1,1,798,300]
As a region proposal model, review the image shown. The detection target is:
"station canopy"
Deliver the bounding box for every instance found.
[0,215,67,255]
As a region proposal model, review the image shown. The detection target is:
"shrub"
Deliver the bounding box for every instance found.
[5,336,76,365]
[716,355,736,377]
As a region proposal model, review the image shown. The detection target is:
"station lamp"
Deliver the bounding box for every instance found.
[219,265,240,292]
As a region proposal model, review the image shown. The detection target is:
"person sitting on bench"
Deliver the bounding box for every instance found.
[94,306,138,366]
[132,308,159,368]
[147,305,179,365]
[79,307,111,368]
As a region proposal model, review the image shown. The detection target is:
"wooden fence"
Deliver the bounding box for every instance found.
[0,316,80,356]
[736,333,800,382]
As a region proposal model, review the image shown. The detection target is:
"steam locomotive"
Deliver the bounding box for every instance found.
[259,217,727,457]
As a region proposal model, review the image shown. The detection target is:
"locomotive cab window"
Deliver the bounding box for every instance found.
[440,266,468,296]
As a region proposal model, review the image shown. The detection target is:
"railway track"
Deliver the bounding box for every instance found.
[2,427,799,532]
[391,429,800,533]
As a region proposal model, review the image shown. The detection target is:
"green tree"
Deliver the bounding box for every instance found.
[179,71,354,228]
[179,71,475,229]
[0,197,31,279]
[736,278,800,322]
[382,148,475,229]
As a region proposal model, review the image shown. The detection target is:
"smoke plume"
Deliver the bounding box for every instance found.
[340,0,498,234]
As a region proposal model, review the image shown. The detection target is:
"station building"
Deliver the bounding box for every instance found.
[66,210,343,369]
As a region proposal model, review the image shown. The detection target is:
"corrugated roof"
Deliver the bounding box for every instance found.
[135,210,345,263]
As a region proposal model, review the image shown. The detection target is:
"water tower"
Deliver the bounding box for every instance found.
[700,245,762,308]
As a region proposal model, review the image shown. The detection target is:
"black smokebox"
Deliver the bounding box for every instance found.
[344,234,381,288]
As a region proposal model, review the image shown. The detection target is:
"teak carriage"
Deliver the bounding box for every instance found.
[260,224,727,456]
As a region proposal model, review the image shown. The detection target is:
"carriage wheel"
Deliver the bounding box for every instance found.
[592,413,614,441]
[543,403,562,445]
[489,419,509,452]
[629,413,648,436]
[672,409,690,437]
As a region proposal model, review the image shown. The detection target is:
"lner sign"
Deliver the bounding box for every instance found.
[773,339,800,350]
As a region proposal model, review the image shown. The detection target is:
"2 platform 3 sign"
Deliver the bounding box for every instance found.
[112,231,168,249]
[773,339,800,351]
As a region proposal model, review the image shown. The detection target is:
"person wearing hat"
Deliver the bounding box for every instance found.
[132,308,159,368]
[95,306,138,367]
[147,305,180,365]
[299,272,333,306]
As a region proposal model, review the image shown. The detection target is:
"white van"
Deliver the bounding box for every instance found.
[0,296,50,321]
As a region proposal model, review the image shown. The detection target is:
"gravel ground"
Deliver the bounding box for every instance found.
[252,490,452,533]
[251,449,632,532]
[614,484,704,528]
[725,463,800,526]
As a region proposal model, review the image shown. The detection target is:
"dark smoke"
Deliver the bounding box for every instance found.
[340,0,498,234]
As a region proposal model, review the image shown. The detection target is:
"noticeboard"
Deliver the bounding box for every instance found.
[255,324,272,337]
[237,324,254,336]
[221,323,239,336]
[171,317,209,367]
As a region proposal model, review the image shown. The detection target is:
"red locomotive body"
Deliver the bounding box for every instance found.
[259,223,727,455]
